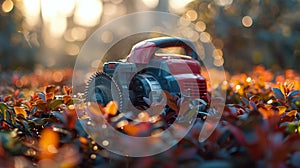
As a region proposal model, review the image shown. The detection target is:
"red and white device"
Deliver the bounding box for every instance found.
[86,37,208,112]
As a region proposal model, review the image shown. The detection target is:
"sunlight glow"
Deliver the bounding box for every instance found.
[41,0,59,22]
[2,0,14,13]
[214,0,233,6]
[142,0,159,8]
[22,0,40,26]
[49,17,67,38]
[74,0,103,27]
[58,0,75,17]
[169,0,194,13]
[21,0,103,38]
[41,0,68,38]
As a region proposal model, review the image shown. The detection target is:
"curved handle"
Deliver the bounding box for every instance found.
[147,37,199,61]
[128,37,199,64]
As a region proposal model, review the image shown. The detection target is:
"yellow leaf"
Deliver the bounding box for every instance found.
[105,101,118,115]
[13,107,27,118]
[280,84,286,97]
[286,110,297,117]
[277,106,287,115]
[39,128,59,159]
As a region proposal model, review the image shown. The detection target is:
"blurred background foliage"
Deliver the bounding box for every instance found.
[0,0,300,72]
[186,0,300,72]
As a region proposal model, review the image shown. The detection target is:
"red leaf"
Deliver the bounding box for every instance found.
[224,122,247,145]
[14,89,20,97]
[63,86,72,95]
[66,105,77,129]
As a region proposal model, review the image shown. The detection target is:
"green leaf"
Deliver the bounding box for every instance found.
[50,99,63,109]
[0,102,8,120]
[292,97,300,104]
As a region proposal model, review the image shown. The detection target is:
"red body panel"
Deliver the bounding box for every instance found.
[127,39,208,101]
[154,55,207,100]
[127,41,156,64]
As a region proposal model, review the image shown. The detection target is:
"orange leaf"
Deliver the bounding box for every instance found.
[63,86,72,95]
[277,106,287,115]
[63,95,72,104]
[258,106,275,119]
[14,107,27,118]
[39,128,59,159]
[45,85,56,94]
[286,110,297,117]
[46,92,55,101]
[105,101,118,115]
[123,124,140,136]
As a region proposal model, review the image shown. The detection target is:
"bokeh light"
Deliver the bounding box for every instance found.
[214,0,233,6]
[169,0,194,13]
[242,16,253,28]
[22,0,40,27]
[185,10,198,21]
[2,0,14,13]
[74,0,103,27]
[142,0,159,9]
[199,32,211,43]
[195,21,206,32]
